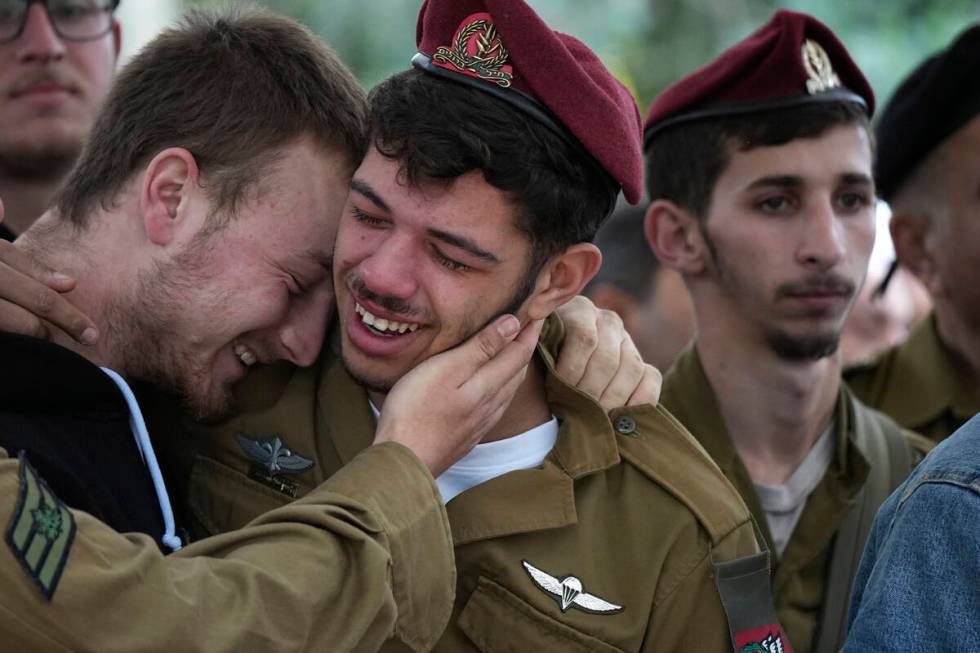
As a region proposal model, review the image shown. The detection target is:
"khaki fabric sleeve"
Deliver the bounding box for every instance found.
[644,552,733,651]
[643,519,760,651]
[0,443,453,653]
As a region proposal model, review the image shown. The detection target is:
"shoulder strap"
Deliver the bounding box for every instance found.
[617,404,753,545]
[813,406,912,653]
[715,546,793,653]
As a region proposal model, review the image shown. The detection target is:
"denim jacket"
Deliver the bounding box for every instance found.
[844,412,980,650]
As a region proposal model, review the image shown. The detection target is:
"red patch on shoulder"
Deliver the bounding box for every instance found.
[734,625,793,653]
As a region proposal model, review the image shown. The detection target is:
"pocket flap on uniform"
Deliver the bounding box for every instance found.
[189,454,291,535]
[458,576,625,653]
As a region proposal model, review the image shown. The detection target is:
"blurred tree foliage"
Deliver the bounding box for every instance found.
[185,0,979,114]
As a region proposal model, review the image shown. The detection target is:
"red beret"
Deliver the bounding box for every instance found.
[414,0,643,204]
[644,9,874,147]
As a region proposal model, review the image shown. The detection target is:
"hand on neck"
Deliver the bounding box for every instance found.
[14,213,122,373]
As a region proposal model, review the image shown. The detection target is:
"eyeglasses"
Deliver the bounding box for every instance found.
[0,0,119,44]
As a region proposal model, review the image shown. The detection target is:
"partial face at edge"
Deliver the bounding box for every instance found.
[115,138,349,418]
[918,116,980,328]
[333,146,535,394]
[698,123,876,361]
[0,3,118,177]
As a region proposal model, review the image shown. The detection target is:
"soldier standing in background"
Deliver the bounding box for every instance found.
[645,11,932,652]
[0,0,120,240]
[845,25,980,443]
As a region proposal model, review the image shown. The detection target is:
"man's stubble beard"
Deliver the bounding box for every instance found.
[104,235,233,420]
[703,228,845,362]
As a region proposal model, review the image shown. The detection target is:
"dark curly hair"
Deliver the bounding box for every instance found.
[368,69,615,286]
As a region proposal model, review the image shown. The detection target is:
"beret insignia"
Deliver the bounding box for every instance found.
[433,13,513,88]
[802,39,842,94]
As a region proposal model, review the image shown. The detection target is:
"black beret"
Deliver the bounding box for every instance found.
[876,24,980,201]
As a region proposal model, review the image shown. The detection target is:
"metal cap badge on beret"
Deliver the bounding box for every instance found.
[644,9,874,148]
[875,24,980,201]
[412,0,644,204]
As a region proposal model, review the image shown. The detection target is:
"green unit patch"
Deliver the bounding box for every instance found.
[5,453,76,601]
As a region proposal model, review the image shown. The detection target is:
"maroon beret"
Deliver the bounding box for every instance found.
[413,0,643,204]
[644,9,874,147]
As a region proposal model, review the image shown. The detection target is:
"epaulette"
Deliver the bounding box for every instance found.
[612,403,754,546]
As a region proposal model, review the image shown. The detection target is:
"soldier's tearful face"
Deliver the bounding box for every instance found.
[114,137,345,419]
[333,146,534,396]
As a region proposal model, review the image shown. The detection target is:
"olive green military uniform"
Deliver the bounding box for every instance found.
[0,442,454,653]
[661,345,933,653]
[846,313,979,443]
[164,317,770,651]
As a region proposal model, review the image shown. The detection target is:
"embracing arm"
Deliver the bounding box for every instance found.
[0,315,540,652]
[0,443,446,653]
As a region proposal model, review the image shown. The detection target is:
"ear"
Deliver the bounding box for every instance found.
[140,148,200,247]
[644,200,708,275]
[523,243,602,321]
[890,210,938,293]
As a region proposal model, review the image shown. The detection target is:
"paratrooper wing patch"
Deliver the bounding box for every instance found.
[4,453,76,601]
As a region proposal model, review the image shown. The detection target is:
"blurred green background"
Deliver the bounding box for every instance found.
[177,0,980,113]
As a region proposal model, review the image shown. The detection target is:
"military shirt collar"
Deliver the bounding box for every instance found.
[662,343,870,569]
[537,315,621,478]
[318,314,621,546]
[877,314,979,427]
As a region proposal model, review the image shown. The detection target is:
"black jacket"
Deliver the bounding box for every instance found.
[0,331,166,545]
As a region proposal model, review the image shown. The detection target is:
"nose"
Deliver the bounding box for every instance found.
[355,233,420,303]
[15,4,66,64]
[277,287,332,367]
[796,197,845,270]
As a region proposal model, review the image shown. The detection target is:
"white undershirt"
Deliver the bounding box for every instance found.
[370,403,559,503]
[753,423,835,557]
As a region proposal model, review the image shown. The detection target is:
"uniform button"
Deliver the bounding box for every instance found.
[615,415,636,435]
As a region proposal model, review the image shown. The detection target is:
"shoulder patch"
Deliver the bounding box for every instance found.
[4,453,76,601]
[735,626,792,653]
